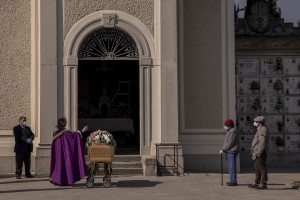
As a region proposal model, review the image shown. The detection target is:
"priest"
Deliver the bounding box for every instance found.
[50,117,88,185]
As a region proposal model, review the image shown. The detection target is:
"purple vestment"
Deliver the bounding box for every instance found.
[50,126,86,185]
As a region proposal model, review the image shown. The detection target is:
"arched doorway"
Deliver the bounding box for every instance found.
[77,28,140,154]
[63,10,155,156]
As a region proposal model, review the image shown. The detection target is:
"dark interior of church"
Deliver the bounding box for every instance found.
[78,60,140,154]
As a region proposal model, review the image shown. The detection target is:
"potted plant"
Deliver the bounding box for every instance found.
[275,136,285,152]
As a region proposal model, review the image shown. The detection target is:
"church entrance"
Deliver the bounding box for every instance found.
[77,28,140,155]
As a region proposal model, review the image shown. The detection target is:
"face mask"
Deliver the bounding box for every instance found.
[253,122,259,127]
[23,122,27,126]
[224,126,229,130]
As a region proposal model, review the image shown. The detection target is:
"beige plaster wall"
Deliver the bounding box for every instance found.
[0,0,31,130]
[64,0,154,37]
[183,0,223,129]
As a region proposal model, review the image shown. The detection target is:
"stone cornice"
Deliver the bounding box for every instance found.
[235,36,300,50]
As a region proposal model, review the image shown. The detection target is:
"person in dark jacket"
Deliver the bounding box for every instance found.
[220,119,239,186]
[13,116,35,179]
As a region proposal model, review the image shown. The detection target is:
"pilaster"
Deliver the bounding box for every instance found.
[35,0,58,175]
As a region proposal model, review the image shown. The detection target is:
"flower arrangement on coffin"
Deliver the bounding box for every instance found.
[86,130,116,147]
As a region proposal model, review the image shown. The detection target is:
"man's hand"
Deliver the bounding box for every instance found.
[81,126,89,133]
[26,138,32,144]
[219,149,224,154]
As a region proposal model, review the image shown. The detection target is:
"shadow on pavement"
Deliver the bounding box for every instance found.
[237,183,298,190]
[116,180,162,187]
[73,180,162,188]
[0,178,50,184]
[240,168,300,173]
[0,187,84,194]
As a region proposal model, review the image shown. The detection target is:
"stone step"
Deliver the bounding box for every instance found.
[85,155,141,162]
[111,168,143,175]
[113,155,141,162]
[86,162,142,168]
[85,155,143,175]
[87,168,143,176]
[112,162,142,168]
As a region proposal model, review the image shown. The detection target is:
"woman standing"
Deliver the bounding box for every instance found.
[220,119,239,186]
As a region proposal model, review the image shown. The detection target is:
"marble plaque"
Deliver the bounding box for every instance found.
[285,96,300,113]
[260,58,283,75]
[284,57,300,75]
[240,135,254,152]
[284,77,300,95]
[264,115,284,133]
[261,77,283,95]
[237,77,260,95]
[237,96,261,114]
[269,135,285,152]
[285,115,300,133]
[237,115,256,134]
[286,135,300,152]
[261,96,284,114]
[236,59,259,75]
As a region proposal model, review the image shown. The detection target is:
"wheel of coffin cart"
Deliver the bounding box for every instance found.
[103,175,112,188]
[86,175,94,188]
[102,163,112,188]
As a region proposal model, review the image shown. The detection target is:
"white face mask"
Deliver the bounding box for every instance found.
[224,126,229,130]
[23,122,27,126]
[253,122,259,127]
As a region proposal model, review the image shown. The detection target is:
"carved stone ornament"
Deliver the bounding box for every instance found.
[247,2,270,34]
[103,13,116,27]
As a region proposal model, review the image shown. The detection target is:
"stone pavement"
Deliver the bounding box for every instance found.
[0,172,299,200]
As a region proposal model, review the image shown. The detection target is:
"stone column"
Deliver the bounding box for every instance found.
[35,0,58,175]
[159,0,179,143]
[152,0,183,175]
[153,0,179,143]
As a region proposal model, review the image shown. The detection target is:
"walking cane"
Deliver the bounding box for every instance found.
[220,153,223,186]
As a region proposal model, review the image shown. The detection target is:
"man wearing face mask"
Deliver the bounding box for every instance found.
[248,116,269,189]
[220,119,239,186]
[13,116,35,179]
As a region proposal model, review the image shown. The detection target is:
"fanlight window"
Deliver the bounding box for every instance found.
[78,28,139,59]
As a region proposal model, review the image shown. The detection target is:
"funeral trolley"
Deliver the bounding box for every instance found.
[86,143,114,188]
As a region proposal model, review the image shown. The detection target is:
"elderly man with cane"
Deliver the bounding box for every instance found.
[220,119,239,186]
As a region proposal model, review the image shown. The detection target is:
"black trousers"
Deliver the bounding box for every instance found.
[15,151,32,177]
[254,151,268,184]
